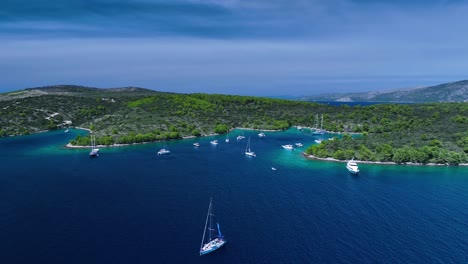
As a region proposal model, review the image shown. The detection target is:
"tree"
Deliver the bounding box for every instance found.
[214,124,229,134]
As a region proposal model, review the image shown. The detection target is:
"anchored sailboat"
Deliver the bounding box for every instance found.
[89,134,99,157]
[200,198,226,256]
[313,114,327,135]
[245,136,256,157]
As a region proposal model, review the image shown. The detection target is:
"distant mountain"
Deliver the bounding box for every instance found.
[25,85,158,95]
[301,80,468,103]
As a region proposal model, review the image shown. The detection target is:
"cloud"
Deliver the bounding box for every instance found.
[1,36,467,94]
[1,0,468,94]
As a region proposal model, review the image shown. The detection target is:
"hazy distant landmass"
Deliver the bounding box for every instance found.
[300,80,468,103]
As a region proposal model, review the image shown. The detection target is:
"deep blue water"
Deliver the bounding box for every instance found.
[1,129,467,263]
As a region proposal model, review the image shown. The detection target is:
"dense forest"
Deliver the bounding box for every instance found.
[1,85,467,164]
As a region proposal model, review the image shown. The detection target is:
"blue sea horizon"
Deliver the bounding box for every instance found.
[1,128,467,263]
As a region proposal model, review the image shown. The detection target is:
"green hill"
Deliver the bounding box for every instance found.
[1,85,467,164]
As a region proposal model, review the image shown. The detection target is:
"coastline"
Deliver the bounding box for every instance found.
[65,127,283,149]
[302,153,468,167]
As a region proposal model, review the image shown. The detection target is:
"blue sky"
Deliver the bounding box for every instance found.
[1,0,467,95]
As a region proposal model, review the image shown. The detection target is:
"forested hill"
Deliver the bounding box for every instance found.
[1,85,467,164]
[301,80,468,103]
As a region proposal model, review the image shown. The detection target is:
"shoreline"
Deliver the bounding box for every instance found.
[65,127,283,149]
[4,127,466,167]
[302,153,468,167]
[294,126,362,135]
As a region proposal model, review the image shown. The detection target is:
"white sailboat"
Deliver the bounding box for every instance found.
[236,132,245,141]
[200,198,226,256]
[157,142,171,155]
[157,148,171,155]
[225,130,230,143]
[244,136,256,157]
[89,134,99,157]
[258,132,266,138]
[210,139,218,145]
[313,114,327,135]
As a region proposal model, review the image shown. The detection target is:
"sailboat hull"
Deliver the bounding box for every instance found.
[200,238,227,256]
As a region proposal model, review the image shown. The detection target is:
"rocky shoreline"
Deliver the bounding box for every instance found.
[302,153,468,166]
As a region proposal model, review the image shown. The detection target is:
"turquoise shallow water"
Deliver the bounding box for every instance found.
[0,128,467,263]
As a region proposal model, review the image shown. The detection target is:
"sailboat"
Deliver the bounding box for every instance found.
[244,136,256,157]
[200,198,226,256]
[157,141,171,155]
[157,148,171,155]
[225,129,230,143]
[89,134,99,157]
[236,132,245,141]
[313,114,327,135]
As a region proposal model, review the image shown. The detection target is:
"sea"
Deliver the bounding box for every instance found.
[1,128,467,264]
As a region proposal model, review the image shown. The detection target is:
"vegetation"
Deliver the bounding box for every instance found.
[1,85,468,164]
[305,103,468,164]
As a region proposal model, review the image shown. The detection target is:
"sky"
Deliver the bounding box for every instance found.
[1,0,468,96]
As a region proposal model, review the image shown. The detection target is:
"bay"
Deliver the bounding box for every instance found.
[0,128,467,263]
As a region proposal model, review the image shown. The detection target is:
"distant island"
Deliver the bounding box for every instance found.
[300,80,468,103]
[1,82,467,165]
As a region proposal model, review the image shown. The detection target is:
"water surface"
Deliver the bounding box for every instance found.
[0,128,467,263]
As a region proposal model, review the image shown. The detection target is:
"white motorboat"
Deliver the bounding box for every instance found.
[157,148,171,155]
[281,144,294,150]
[346,159,360,174]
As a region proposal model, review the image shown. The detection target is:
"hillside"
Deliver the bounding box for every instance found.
[1,84,467,164]
[301,80,468,103]
[0,85,325,140]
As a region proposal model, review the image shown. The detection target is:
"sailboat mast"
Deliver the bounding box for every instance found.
[321,114,323,130]
[208,199,213,242]
[200,198,212,250]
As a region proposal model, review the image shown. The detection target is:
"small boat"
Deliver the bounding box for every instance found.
[89,135,99,157]
[157,148,171,155]
[258,132,266,138]
[64,128,69,133]
[315,139,323,144]
[295,143,303,147]
[281,144,294,150]
[297,126,303,131]
[236,135,245,140]
[244,136,256,157]
[210,140,218,145]
[200,198,226,256]
[346,159,360,174]
[271,167,277,171]
[193,142,200,147]
[226,130,230,143]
